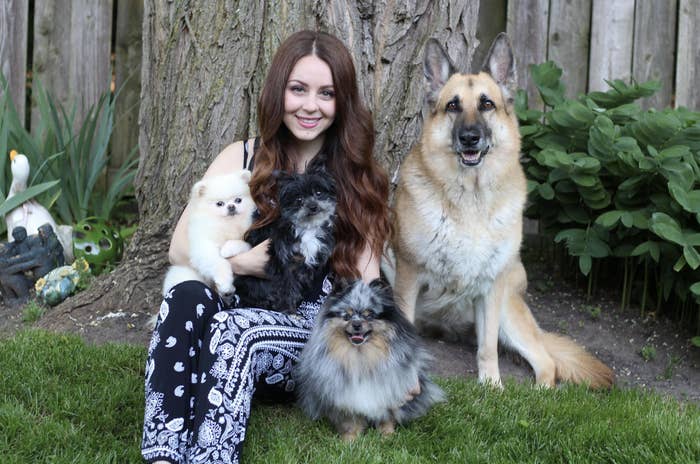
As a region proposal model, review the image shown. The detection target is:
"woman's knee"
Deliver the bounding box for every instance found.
[159,280,223,323]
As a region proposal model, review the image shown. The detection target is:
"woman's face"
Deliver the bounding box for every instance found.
[283,54,336,143]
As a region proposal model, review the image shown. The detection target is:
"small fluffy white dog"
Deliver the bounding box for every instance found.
[162,170,255,301]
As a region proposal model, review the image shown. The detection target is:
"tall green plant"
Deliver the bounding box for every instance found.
[0,74,137,236]
[32,79,138,224]
[0,75,64,233]
[518,62,700,331]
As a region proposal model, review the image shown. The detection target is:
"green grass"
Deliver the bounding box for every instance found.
[1,330,698,463]
[21,300,48,323]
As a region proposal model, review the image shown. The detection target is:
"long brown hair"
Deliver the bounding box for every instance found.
[250,30,390,279]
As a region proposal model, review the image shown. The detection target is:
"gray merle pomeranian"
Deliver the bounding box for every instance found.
[234,164,336,312]
[295,279,445,441]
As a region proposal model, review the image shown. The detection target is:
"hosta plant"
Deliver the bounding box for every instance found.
[518,62,700,331]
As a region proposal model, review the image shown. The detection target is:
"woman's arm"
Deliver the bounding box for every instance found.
[356,242,381,282]
[169,139,269,278]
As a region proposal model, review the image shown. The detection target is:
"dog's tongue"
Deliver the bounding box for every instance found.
[350,335,365,344]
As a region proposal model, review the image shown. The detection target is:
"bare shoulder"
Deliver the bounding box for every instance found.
[203,139,253,178]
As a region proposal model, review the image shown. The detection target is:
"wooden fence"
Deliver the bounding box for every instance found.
[0,0,698,177]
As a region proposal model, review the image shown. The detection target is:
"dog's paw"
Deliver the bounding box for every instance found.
[220,240,251,259]
[215,278,235,300]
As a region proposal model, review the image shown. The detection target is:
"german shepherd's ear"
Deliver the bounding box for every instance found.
[423,38,455,108]
[482,33,517,106]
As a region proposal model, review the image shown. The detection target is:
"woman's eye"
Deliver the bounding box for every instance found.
[320,89,335,99]
[290,85,305,94]
[216,201,225,207]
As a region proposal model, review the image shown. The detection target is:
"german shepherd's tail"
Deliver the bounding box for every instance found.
[542,332,614,389]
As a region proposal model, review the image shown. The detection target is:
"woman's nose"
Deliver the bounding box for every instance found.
[301,95,318,112]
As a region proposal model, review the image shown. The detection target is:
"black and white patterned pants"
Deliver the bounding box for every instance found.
[141,279,330,463]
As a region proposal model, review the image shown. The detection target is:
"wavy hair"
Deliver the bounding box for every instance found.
[250,30,390,279]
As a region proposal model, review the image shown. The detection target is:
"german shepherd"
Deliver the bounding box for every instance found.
[391,33,614,388]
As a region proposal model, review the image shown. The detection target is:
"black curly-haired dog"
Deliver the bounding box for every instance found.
[235,165,336,312]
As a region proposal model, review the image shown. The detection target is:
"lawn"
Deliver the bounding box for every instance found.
[1,330,698,463]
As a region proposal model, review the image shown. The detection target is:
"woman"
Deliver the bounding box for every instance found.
[142,30,392,463]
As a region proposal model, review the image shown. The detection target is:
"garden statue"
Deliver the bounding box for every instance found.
[35,257,90,306]
[5,150,74,262]
[73,217,124,274]
[0,224,65,301]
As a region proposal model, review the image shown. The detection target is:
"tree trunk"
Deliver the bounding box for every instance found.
[38,0,484,343]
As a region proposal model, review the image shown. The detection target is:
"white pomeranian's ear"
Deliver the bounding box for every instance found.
[191,180,207,199]
[240,169,252,183]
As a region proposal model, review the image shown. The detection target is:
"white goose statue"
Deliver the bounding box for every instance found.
[5,150,73,262]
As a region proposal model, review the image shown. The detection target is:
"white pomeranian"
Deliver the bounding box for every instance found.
[162,170,255,302]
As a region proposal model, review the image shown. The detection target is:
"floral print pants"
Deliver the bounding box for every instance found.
[141,279,329,463]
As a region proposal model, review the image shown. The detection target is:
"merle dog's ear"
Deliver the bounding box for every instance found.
[331,277,353,294]
[368,278,386,291]
[424,38,455,108]
[482,32,517,106]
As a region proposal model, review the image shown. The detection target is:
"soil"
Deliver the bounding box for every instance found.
[1,260,698,403]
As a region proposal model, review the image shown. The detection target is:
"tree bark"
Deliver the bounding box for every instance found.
[39,0,483,341]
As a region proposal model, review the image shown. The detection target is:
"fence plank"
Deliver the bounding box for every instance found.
[633,0,677,109]
[506,0,549,110]
[32,0,113,130]
[548,0,590,99]
[111,0,143,179]
[676,0,700,109]
[0,0,28,122]
[588,0,634,92]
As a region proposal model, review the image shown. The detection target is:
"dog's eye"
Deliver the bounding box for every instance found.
[342,312,351,321]
[480,96,495,111]
[296,196,304,205]
[445,99,460,113]
[361,309,374,320]
[234,197,242,204]
[314,190,322,197]
[216,201,225,207]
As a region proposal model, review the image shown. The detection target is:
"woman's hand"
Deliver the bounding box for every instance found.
[229,239,270,278]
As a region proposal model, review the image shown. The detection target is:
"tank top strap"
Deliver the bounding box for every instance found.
[242,137,260,171]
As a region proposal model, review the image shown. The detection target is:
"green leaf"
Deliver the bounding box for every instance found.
[620,211,634,228]
[683,245,700,270]
[668,183,700,214]
[673,255,686,272]
[571,173,597,187]
[537,182,555,200]
[588,79,660,109]
[0,180,61,217]
[691,336,700,347]
[631,241,661,262]
[530,62,565,107]
[578,254,592,276]
[595,210,623,228]
[650,212,685,245]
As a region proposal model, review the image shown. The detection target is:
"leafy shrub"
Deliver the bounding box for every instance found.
[518,62,700,331]
[0,74,137,235]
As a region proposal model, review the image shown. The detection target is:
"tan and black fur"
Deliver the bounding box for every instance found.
[295,280,444,441]
[391,34,613,388]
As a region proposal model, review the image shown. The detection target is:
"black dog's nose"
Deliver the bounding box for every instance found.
[459,127,482,147]
[307,201,319,213]
[352,321,362,330]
